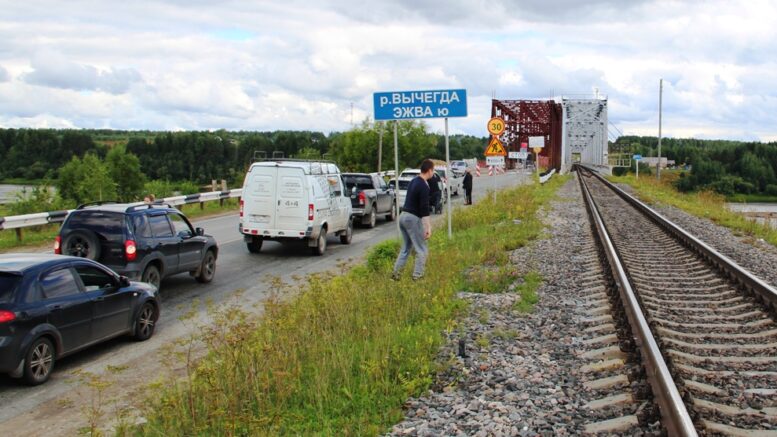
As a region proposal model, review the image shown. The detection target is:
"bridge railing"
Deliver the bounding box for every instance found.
[0,188,244,237]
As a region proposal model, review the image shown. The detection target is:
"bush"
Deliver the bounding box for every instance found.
[7,184,63,215]
[142,180,202,199]
[766,184,777,196]
[366,239,400,272]
[709,175,752,195]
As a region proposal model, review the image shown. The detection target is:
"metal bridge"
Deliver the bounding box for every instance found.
[490,96,610,174]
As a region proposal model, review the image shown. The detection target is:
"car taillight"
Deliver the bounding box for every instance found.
[308,204,314,221]
[0,310,15,324]
[125,240,137,262]
[358,191,366,206]
[239,199,244,218]
[54,236,62,254]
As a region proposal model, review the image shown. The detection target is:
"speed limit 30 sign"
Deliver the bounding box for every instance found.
[487,117,505,136]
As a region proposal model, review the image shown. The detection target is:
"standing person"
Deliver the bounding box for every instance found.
[463,168,473,205]
[428,170,442,214]
[392,159,434,281]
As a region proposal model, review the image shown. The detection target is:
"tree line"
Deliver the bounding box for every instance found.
[0,123,488,212]
[0,123,487,184]
[613,136,777,196]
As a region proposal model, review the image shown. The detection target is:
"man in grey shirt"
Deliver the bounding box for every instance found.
[392,159,434,280]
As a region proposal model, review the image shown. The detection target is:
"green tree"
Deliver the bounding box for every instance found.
[56,154,116,205]
[106,145,146,201]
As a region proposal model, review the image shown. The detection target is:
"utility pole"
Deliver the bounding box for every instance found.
[657,78,663,180]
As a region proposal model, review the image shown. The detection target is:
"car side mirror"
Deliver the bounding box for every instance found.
[195,227,205,236]
[119,276,131,288]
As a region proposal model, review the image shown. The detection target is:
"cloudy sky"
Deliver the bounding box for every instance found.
[0,0,774,141]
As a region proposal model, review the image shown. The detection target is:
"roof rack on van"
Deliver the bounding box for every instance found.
[251,158,341,175]
[254,158,337,164]
[76,200,120,210]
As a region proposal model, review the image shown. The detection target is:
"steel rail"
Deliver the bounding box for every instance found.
[576,166,698,436]
[583,166,777,312]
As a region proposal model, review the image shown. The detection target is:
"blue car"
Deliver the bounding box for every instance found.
[0,254,159,385]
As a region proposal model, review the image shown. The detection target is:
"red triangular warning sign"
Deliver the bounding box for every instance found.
[485,137,507,156]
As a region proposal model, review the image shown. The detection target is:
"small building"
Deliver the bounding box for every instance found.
[639,157,674,169]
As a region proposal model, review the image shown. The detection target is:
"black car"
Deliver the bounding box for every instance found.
[55,202,218,290]
[0,254,159,385]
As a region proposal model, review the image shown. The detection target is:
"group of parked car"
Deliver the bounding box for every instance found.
[1,158,474,386]
[1,201,218,385]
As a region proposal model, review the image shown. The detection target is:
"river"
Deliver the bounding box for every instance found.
[727,203,777,228]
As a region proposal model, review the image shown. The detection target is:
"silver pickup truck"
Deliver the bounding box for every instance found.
[342,173,397,228]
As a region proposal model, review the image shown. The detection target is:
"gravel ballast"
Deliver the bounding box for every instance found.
[388,176,662,436]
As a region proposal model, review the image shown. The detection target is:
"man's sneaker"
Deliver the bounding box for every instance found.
[412,275,423,281]
[391,273,400,281]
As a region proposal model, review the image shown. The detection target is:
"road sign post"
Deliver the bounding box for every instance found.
[484,117,507,203]
[394,121,400,235]
[374,89,468,239]
[634,154,642,180]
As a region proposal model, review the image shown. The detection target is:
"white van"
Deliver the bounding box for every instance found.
[239,160,353,255]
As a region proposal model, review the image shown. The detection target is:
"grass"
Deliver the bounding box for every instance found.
[512,271,543,313]
[609,173,777,248]
[0,199,238,253]
[135,175,569,436]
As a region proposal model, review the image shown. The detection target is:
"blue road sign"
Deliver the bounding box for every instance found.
[373,89,467,121]
[634,154,642,160]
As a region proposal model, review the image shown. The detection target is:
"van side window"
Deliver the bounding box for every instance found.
[326,176,342,197]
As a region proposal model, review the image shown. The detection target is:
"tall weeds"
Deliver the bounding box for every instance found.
[137,176,568,436]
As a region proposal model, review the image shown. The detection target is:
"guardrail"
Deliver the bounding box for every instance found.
[0,189,243,234]
[539,168,556,184]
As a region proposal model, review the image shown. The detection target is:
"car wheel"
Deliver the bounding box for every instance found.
[62,230,101,260]
[23,337,55,386]
[386,203,396,221]
[311,228,327,256]
[134,303,157,341]
[246,236,263,253]
[196,250,216,283]
[366,208,377,228]
[142,265,161,290]
[339,218,353,245]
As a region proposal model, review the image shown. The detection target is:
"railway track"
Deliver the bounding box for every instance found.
[577,166,777,436]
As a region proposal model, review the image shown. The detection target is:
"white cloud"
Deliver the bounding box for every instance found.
[0,0,774,141]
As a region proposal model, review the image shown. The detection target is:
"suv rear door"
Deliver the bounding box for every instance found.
[148,213,180,275]
[61,211,126,266]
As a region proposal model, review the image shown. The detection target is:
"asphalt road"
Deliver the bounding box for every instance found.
[0,170,530,435]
